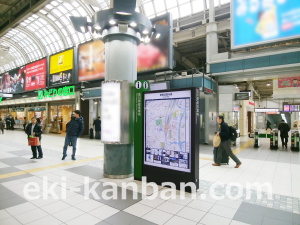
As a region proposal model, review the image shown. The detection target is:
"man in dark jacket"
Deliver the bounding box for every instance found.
[278,120,290,149]
[266,119,272,131]
[212,115,242,168]
[26,117,43,159]
[93,117,101,139]
[5,117,11,130]
[62,110,84,160]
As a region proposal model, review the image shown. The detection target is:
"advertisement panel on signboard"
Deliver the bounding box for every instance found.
[278,77,300,88]
[137,13,173,73]
[25,58,46,91]
[0,66,25,93]
[78,40,105,82]
[144,90,192,173]
[231,0,300,49]
[49,49,74,86]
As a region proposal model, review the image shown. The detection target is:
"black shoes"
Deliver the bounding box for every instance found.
[62,156,66,160]
[30,157,37,159]
[72,156,76,160]
[37,157,43,159]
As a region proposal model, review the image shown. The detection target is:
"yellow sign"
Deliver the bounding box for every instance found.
[50,49,73,74]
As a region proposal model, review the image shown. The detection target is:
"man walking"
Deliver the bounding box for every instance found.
[93,116,101,139]
[212,115,242,168]
[278,119,290,149]
[0,118,4,134]
[26,117,43,159]
[62,110,84,160]
[5,116,11,130]
[266,119,272,131]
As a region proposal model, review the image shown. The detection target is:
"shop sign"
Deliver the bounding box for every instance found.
[28,106,46,111]
[11,108,25,112]
[204,87,213,94]
[0,97,2,103]
[38,86,75,100]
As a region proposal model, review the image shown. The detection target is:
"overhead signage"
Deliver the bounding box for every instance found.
[38,86,75,100]
[284,104,300,112]
[204,87,213,94]
[0,93,13,97]
[49,49,74,86]
[255,108,280,112]
[235,93,249,100]
[266,112,280,114]
[278,77,300,88]
[150,82,169,91]
[28,106,46,111]
[78,40,105,82]
[11,108,25,112]
[231,0,300,49]
[0,97,2,103]
[25,58,47,91]
[82,88,101,99]
[0,66,25,94]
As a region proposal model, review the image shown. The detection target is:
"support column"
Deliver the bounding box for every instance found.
[206,0,218,73]
[102,30,138,178]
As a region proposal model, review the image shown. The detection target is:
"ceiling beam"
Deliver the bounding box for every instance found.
[0,0,14,7]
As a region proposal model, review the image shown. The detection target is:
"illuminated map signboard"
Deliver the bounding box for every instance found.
[144,90,191,172]
[143,88,199,191]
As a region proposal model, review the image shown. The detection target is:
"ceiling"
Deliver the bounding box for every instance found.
[0,0,231,73]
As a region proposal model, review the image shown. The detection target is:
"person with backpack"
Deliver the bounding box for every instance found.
[212,115,242,168]
[278,119,290,149]
[0,118,4,134]
[93,117,101,139]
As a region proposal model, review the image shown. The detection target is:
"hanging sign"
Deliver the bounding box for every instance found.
[38,86,75,100]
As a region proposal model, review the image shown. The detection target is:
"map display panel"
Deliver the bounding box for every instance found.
[144,90,191,173]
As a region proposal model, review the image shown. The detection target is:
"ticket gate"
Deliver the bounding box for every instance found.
[270,129,278,150]
[291,130,299,151]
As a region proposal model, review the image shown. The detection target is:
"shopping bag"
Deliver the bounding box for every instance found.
[28,137,40,146]
[213,135,221,147]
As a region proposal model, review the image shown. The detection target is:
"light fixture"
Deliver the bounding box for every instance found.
[144,36,150,44]
[267,82,271,86]
[94,101,98,104]
[140,37,145,42]
[109,19,116,25]
[116,12,132,16]
[94,24,101,30]
[155,33,161,39]
[142,29,149,35]
[130,21,137,27]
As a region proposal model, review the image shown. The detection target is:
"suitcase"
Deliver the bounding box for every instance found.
[213,147,229,164]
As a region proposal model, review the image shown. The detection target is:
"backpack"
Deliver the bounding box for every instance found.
[229,126,237,142]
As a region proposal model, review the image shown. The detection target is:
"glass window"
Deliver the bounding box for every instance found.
[192,0,204,13]
[166,0,177,9]
[220,0,230,4]
[144,2,155,16]
[180,3,191,17]
[168,7,179,20]
[154,0,166,12]
[178,0,190,4]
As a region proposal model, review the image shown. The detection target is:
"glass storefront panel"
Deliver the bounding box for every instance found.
[49,103,75,133]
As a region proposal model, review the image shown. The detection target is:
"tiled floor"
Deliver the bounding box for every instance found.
[0,130,300,225]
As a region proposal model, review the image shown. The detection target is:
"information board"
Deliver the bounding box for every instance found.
[231,0,300,49]
[235,93,249,100]
[25,58,46,91]
[144,90,192,173]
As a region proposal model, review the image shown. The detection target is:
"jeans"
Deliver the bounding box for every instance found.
[216,139,241,165]
[63,134,78,157]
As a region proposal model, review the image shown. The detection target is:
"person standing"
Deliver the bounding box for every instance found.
[93,116,101,139]
[0,118,4,134]
[23,117,27,131]
[5,116,11,130]
[62,110,84,160]
[11,117,15,130]
[266,119,272,131]
[25,117,43,159]
[278,119,290,149]
[212,115,242,168]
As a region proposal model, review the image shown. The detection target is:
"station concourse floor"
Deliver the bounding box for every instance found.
[0,130,300,225]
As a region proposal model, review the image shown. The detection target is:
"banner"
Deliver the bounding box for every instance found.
[0,66,25,93]
[78,40,105,82]
[232,0,300,49]
[278,77,300,88]
[25,58,46,91]
[50,49,73,75]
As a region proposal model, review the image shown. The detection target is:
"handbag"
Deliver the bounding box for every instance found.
[28,137,40,146]
[213,135,221,147]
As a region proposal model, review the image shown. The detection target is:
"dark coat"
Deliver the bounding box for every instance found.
[26,123,43,140]
[5,118,10,125]
[219,121,230,141]
[278,122,290,137]
[66,116,84,137]
[93,119,101,131]
[0,121,4,129]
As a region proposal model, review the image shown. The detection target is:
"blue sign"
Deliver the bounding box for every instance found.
[232,0,300,49]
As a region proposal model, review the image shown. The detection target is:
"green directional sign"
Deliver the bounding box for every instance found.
[134,80,149,180]
[38,85,75,100]
[0,97,2,103]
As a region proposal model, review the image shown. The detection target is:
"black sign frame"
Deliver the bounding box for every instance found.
[235,92,249,100]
